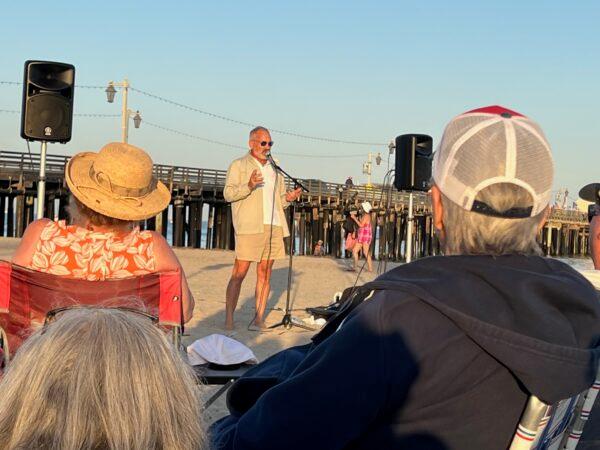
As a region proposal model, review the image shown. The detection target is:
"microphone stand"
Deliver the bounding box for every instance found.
[267,155,315,331]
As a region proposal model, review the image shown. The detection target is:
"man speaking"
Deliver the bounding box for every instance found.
[224,126,301,330]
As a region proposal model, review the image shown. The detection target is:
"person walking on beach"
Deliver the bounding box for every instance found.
[351,202,373,272]
[223,126,301,330]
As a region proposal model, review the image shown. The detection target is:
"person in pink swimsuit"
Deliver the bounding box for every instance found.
[11,142,195,323]
[351,201,374,272]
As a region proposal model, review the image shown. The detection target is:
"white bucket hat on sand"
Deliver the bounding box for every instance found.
[187,334,259,366]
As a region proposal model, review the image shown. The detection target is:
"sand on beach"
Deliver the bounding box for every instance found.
[2,237,599,427]
[0,237,392,422]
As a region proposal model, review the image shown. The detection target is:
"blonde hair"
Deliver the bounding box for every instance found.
[0,308,207,450]
[441,183,545,256]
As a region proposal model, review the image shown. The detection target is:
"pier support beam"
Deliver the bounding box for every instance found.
[189,201,203,248]
[206,205,214,249]
[172,197,185,247]
[0,195,5,237]
[15,194,25,238]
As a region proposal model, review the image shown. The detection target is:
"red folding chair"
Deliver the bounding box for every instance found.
[0,260,183,366]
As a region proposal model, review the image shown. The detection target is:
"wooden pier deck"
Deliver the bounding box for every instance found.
[0,150,590,260]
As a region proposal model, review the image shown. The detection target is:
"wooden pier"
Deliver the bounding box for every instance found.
[0,150,590,260]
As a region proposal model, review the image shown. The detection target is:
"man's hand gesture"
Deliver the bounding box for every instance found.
[248,170,264,190]
[285,187,302,202]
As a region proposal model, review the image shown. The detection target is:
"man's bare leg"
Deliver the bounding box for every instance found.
[254,259,274,327]
[225,259,251,330]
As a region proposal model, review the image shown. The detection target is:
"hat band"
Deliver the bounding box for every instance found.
[89,166,156,198]
[471,200,533,218]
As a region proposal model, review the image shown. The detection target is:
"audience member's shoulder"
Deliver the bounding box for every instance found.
[23,218,53,237]
[146,230,168,246]
[348,289,465,357]
[353,288,443,329]
[543,256,598,289]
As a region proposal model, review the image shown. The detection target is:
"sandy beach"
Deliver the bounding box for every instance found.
[0,237,396,422]
[4,236,597,427]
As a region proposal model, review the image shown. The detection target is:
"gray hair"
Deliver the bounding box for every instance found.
[440,183,545,256]
[67,195,135,229]
[0,308,207,450]
[249,126,270,139]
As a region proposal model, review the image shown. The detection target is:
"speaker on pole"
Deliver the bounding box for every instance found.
[393,134,433,192]
[20,60,75,143]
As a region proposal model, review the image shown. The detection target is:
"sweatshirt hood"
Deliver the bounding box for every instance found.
[370,255,600,404]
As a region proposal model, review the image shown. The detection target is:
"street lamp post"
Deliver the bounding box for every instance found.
[105,79,142,143]
[362,152,382,187]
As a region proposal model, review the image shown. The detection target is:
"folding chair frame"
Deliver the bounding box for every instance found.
[0,260,184,363]
[509,368,600,450]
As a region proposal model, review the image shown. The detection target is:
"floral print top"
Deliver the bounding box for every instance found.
[27,220,156,281]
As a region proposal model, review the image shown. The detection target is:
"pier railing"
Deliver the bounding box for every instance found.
[1,150,428,208]
[0,150,591,259]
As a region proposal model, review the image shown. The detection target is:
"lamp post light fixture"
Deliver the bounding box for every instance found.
[105,82,117,103]
[363,152,381,187]
[132,110,142,128]
[105,79,142,143]
[362,152,382,187]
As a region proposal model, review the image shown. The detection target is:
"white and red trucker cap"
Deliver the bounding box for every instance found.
[432,105,554,218]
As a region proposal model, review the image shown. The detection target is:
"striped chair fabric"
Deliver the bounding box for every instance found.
[509,375,600,450]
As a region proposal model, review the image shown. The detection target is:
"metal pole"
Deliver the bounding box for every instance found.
[121,79,129,143]
[406,192,414,263]
[36,141,48,219]
[368,152,372,187]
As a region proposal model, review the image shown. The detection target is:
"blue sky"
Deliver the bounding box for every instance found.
[0,0,598,202]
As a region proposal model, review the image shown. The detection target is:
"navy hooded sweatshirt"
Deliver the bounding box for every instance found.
[211,255,600,449]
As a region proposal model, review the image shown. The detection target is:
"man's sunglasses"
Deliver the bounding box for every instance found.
[260,141,273,147]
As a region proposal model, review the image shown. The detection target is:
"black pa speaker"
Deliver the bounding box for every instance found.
[394,134,433,191]
[20,60,75,143]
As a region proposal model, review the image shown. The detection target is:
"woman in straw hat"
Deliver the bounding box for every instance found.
[12,142,195,322]
[350,201,373,272]
[0,307,207,450]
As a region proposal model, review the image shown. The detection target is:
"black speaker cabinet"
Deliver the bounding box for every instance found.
[394,134,433,192]
[20,60,75,143]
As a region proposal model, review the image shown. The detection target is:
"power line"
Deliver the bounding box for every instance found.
[75,84,106,89]
[0,81,104,89]
[131,86,387,146]
[2,79,388,146]
[74,113,120,118]
[143,120,366,159]
[144,120,246,150]
[0,109,119,118]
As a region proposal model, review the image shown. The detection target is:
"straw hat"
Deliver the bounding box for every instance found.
[361,201,372,213]
[65,142,171,221]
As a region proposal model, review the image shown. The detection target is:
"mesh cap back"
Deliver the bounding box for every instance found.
[432,105,554,218]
